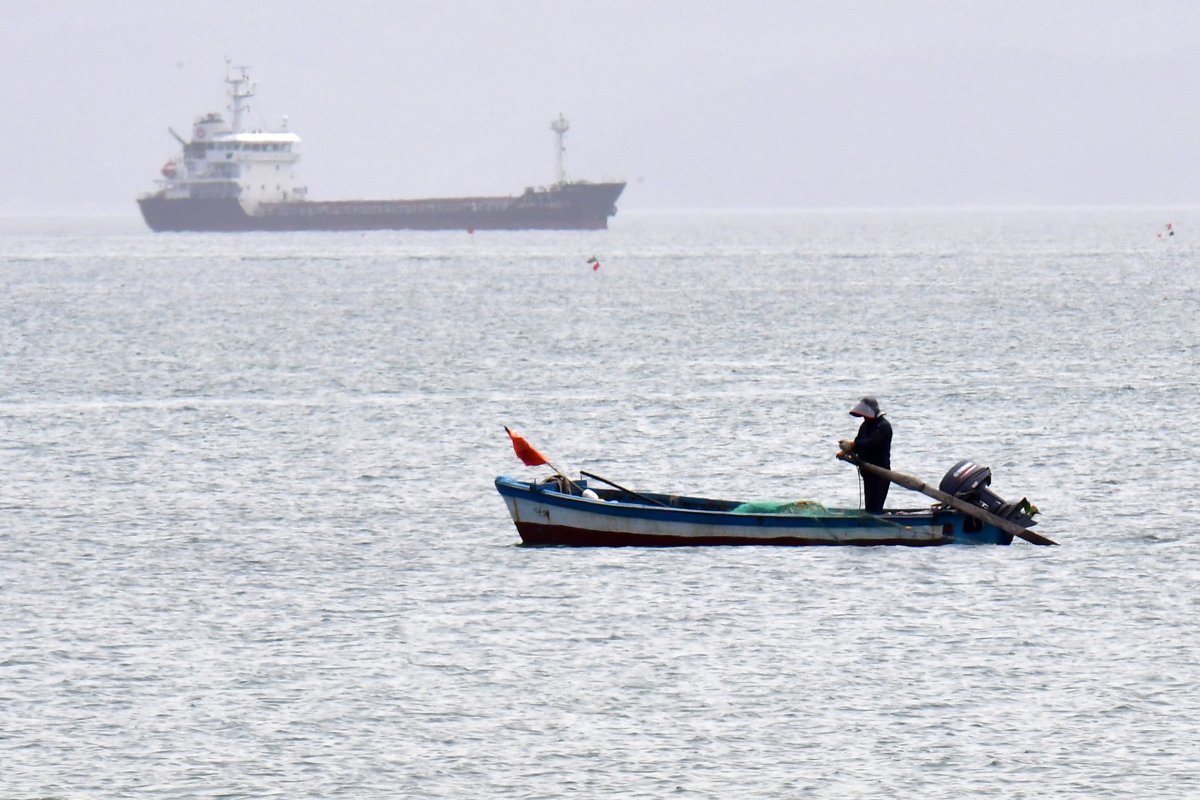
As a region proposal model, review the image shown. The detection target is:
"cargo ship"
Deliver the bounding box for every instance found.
[137,67,625,232]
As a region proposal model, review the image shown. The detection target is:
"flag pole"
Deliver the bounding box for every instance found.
[504,427,584,494]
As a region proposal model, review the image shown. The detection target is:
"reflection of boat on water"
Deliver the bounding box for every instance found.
[137,67,625,232]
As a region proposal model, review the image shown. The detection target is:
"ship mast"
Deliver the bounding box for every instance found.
[226,64,255,134]
[551,114,569,184]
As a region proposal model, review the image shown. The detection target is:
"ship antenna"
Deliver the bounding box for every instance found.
[226,63,255,134]
[550,114,570,184]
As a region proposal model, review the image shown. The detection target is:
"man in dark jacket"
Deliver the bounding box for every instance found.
[836,396,893,512]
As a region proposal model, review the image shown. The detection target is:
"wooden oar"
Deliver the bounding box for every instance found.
[579,470,670,507]
[841,456,1058,546]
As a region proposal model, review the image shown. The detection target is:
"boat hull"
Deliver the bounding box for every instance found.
[495,476,1014,547]
[138,182,625,232]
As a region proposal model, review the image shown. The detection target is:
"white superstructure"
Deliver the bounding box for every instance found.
[154,66,306,212]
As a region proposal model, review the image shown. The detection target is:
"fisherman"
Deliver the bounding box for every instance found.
[836,396,893,513]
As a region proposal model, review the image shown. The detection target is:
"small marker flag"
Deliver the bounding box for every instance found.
[505,426,549,467]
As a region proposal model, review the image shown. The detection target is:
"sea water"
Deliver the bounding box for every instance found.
[1,209,1197,797]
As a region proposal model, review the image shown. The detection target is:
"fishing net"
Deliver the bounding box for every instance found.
[731,499,829,515]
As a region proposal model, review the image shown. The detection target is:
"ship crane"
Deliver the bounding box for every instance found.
[551,114,570,185]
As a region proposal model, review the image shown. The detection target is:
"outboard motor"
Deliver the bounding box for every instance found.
[939,459,1039,528]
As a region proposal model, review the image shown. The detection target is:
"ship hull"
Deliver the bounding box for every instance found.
[138,182,625,232]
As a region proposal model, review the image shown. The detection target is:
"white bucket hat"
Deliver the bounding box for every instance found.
[849,396,881,418]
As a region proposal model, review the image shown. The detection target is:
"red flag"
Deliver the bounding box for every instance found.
[505,426,549,467]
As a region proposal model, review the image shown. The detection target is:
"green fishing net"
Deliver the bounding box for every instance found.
[730,499,829,515]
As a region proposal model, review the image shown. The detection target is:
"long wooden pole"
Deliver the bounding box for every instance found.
[842,456,1057,546]
[579,470,670,507]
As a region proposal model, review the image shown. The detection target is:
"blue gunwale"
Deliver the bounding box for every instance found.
[497,476,920,529]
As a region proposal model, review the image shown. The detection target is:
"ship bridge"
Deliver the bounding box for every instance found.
[160,67,308,208]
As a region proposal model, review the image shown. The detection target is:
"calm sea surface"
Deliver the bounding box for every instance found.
[1,209,1197,797]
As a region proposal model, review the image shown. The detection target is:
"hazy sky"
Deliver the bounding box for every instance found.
[3,0,1198,212]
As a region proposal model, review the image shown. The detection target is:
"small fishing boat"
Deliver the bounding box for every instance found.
[495,428,1052,548]
[495,475,1017,546]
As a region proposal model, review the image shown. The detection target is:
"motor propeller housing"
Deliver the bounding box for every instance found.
[939,459,1038,528]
